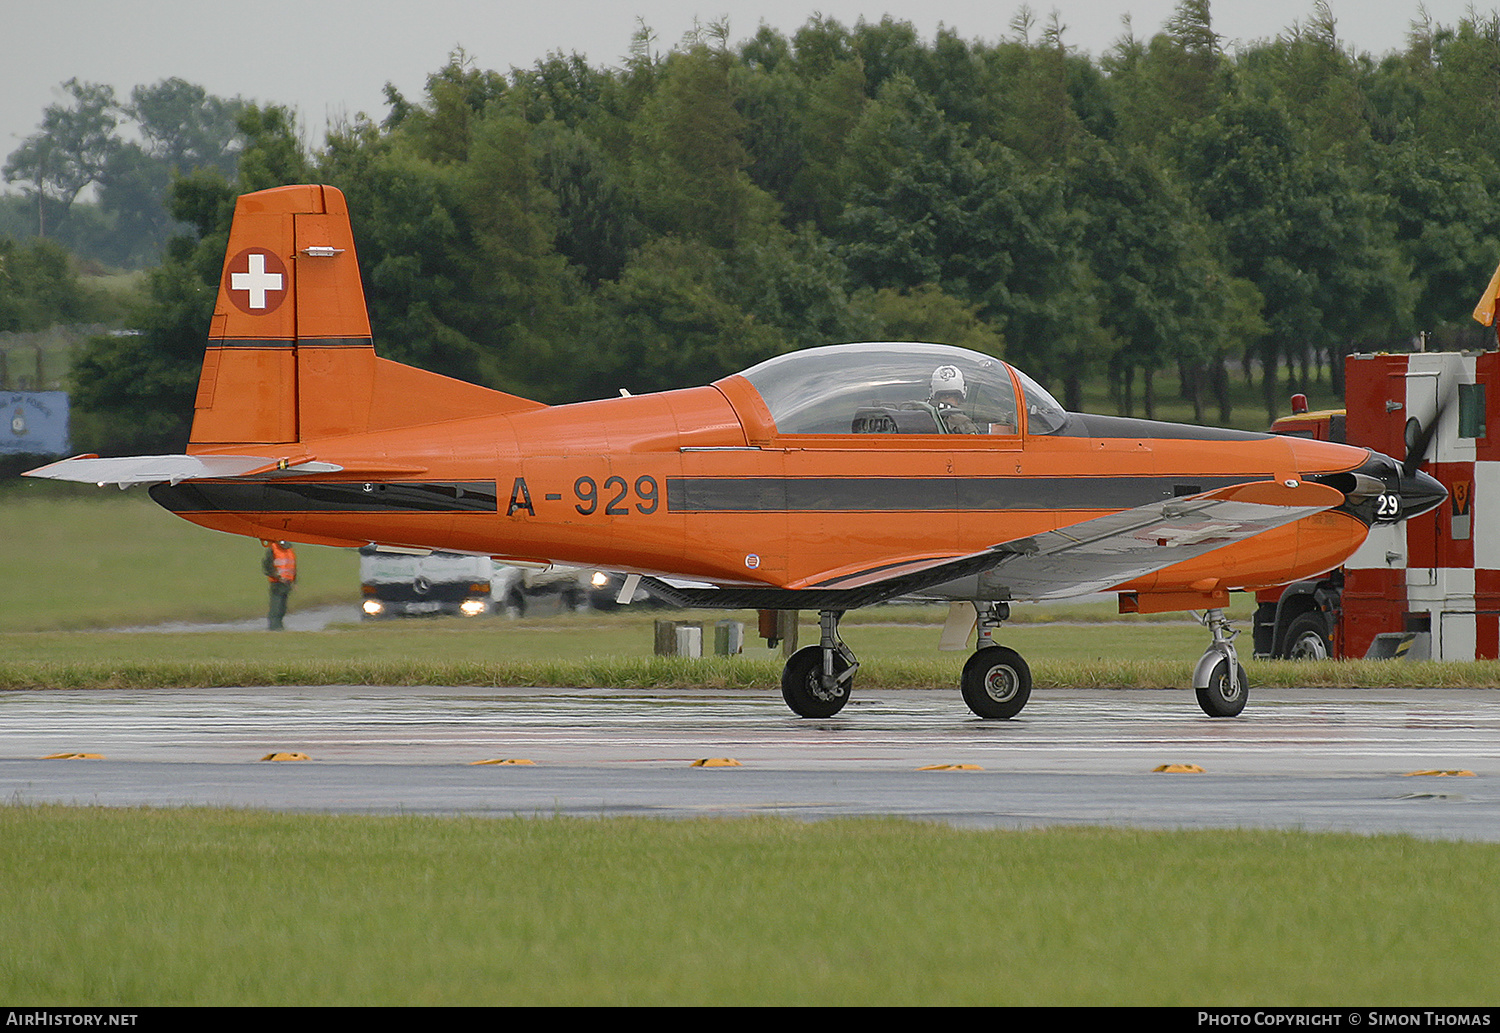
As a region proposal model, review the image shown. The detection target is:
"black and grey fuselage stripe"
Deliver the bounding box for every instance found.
[151,481,499,513]
[664,476,1262,513]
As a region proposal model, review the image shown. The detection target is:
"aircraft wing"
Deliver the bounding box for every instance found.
[642,478,1346,610]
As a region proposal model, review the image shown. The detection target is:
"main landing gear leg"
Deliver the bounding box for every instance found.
[960,602,1032,719]
[1193,607,1248,718]
[780,610,859,717]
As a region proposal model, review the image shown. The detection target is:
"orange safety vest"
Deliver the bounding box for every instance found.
[269,543,297,583]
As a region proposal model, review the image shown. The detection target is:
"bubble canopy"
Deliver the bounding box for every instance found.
[734,342,1067,437]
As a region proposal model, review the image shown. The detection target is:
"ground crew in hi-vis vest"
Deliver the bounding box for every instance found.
[262,541,296,630]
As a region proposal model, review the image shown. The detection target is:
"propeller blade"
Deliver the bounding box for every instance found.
[1402,392,1453,478]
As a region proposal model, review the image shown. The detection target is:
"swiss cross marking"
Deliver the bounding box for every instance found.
[233,253,281,307]
[225,248,289,314]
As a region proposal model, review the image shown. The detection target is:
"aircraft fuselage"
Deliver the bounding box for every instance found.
[153,379,1376,605]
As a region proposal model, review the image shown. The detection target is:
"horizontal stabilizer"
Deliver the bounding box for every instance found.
[23,454,343,487]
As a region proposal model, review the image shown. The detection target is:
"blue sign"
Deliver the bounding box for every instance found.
[1,391,70,455]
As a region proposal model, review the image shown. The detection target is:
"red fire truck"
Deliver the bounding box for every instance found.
[1255,348,1495,660]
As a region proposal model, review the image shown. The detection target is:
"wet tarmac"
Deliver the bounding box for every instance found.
[4,685,1498,839]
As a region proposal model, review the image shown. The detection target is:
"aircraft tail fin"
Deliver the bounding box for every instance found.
[190,184,540,449]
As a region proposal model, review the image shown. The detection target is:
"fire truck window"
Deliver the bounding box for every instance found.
[1459,383,1486,439]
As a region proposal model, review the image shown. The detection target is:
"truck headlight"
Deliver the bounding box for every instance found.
[460,599,487,617]
[362,600,385,616]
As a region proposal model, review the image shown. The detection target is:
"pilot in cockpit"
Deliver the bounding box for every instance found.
[929,365,980,434]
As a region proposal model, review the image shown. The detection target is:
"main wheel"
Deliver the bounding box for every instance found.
[960,646,1032,719]
[1283,611,1331,660]
[780,645,853,718]
[1196,658,1248,717]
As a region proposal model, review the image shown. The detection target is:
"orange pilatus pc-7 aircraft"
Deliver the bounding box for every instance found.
[27,184,1447,720]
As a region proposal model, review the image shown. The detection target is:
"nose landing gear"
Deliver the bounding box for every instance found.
[1193,607,1247,717]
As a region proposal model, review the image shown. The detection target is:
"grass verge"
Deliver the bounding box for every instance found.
[6,612,1500,691]
[3,806,1496,1006]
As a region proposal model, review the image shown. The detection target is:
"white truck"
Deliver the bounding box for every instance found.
[359,548,648,618]
[358,548,496,618]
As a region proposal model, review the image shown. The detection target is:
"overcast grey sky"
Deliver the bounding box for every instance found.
[1,0,1491,181]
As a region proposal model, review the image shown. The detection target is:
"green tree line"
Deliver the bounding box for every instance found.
[3,77,244,268]
[17,2,1500,452]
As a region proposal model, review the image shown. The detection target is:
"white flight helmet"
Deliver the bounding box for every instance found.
[929,365,967,402]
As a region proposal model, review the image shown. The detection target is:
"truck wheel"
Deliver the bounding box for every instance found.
[1284,612,1331,660]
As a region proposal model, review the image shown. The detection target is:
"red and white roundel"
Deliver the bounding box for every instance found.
[225,248,288,314]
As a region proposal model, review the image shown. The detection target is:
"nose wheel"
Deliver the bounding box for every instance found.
[1197,657,1248,717]
[1193,608,1248,717]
